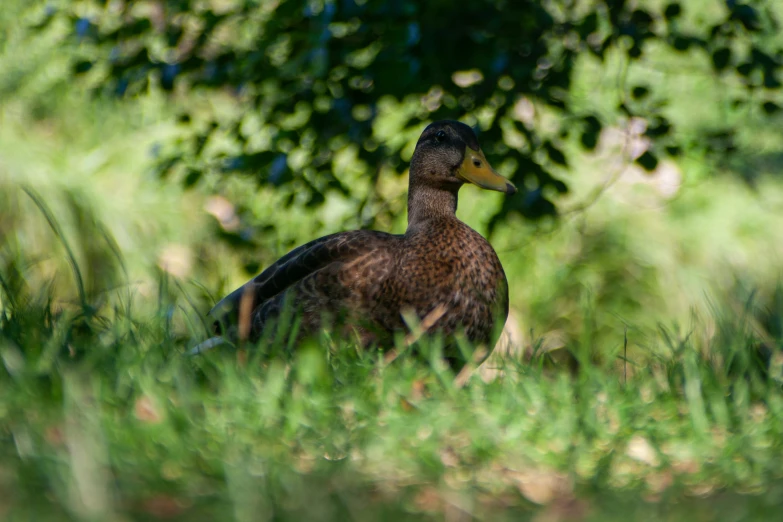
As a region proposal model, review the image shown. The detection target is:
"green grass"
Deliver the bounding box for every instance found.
[1,276,783,521]
[3,0,783,519]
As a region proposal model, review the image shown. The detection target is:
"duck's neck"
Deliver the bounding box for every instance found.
[406,183,459,231]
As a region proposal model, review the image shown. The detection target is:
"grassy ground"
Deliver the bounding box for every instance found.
[2,315,783,521]
[3,1,783,520]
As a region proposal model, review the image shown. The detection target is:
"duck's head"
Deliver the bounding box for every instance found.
[410,120,517,195]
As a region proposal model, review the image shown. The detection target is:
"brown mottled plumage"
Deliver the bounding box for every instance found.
[204,120,516,366]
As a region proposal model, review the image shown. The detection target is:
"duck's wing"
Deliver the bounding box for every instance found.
[208,230,394,336]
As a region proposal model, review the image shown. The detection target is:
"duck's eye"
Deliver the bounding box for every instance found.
[435,130,447,143]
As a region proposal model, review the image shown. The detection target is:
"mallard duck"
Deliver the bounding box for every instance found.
[199,120,516,367]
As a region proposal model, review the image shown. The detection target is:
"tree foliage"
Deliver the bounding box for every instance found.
[35,0,783,232]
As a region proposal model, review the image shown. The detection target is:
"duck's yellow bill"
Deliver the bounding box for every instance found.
[456,148,517,195]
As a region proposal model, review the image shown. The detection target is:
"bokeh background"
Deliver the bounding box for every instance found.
[2,0,783,520]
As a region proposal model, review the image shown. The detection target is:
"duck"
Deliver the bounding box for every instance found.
[198,120,516,368]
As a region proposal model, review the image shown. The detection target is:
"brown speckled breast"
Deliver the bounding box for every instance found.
[369,217,509,348]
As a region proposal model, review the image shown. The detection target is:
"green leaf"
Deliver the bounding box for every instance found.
[762,101,781,115]
[712,48,732,71]
[664,3,682,20]
[636,151,659,171]
[544,142,568,166]
[631,86,650,99]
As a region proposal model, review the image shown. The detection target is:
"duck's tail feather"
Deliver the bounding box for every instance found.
[187,336,228,356]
